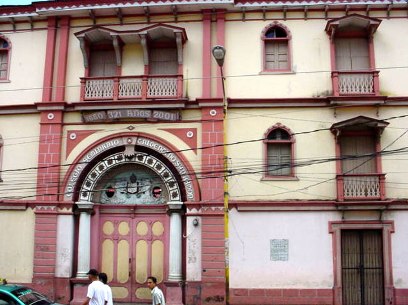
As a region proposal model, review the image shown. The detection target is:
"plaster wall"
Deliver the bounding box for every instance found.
[384,211,408,288]
[61,123,202,184]
[227,108,336,200]
[65,28,86,103]
[375,107,408,199]
[229,210,339,288]
[222,17,408,98]
[374,19,408,96]
[224,19,332,98]
[0,30,47,105]
[0,114,40,199]
[227,106,408,200]
[0,208,35,282]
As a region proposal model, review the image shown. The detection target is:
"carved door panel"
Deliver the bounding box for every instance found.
[100,215,168,303]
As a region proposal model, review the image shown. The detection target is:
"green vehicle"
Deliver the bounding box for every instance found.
[0,284,61,305]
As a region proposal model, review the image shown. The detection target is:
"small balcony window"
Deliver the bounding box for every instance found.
[331,116,388,201]
[326,14,381,96]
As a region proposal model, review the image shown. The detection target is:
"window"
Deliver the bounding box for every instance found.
[0,293,18,305]
[262,23,291,72]
[264,125,294,177]
[149,47,178,75]
[89,48,116,77]
[0,36,10,80]
[335,38,370,71]
[340,134,376,174]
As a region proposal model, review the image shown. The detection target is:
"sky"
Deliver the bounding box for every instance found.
[0,0,48,5]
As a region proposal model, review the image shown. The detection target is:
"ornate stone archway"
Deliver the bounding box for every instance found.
[66,135,194,305]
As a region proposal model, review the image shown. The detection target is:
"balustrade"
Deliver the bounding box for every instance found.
[80,75,183,101]
[336,173,385,201]
[331,71,379,96]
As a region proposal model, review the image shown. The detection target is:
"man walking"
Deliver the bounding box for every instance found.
[147,276,165,305]
[82,269,106,305]
[98,272,113,305]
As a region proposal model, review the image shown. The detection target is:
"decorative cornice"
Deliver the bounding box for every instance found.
[229,199,408,211]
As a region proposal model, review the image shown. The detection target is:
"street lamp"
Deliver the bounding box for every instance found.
[212,45,229,305]
[212,45,227,115]
[212,45,226,67]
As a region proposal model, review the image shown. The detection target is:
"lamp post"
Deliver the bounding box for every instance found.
[212,45,229,305]
[212,45,227,116]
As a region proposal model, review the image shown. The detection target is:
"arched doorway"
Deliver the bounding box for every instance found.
[65,135,198,304]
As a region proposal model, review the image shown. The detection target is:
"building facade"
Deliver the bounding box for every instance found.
[1,1,408,305]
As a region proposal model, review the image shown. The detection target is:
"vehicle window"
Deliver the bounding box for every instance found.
[0,292,18,305]
[11,289,51,305]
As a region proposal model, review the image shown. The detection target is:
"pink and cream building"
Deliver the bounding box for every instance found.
[1,1,408,305]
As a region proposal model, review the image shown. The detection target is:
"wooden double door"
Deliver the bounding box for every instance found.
[100,214,168,303]
[341,230,384,305]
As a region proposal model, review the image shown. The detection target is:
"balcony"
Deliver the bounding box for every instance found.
[80,75,183,101]
[331,71,380,96]
[336,173,386,201]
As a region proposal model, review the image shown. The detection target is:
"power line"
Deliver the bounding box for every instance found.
[3,64,408,93]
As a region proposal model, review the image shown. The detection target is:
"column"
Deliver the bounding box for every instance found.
[55,212,75,304]
[76,201,94,278]
[166,201,183,305]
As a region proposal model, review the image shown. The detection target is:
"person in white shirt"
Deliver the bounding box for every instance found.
[147,276,165,305]
[82,269,106,305]
[98,272,113,305]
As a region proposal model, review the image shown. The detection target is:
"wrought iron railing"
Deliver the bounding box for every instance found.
[80,75,183,101]
[336,173,385,201]
[331,71,379,96]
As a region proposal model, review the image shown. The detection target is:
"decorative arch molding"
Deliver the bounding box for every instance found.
[263,122,295,142]
[79,151,181,203]
[63,133,198,202]
[261,21,292,40]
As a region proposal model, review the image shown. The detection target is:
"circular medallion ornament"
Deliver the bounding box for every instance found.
[69,133,77,140]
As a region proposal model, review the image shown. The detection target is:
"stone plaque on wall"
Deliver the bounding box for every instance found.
[270,239,289,261]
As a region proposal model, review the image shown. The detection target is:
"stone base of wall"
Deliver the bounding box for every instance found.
[230,288,333,305]
[184,281,202,305]
[396,289,408,305]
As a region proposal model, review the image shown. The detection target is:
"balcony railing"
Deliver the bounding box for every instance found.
[336,173,386,201]
[80,75,183,101]
[331,70,380,96]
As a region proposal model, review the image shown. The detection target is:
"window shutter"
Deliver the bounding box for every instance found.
[149,47,178,75]
[335,38,369,71]
[265,41,288,70]
[267,143,291,175]
[340,136,376,174]
[90,50,117,77]
[350,38,370,70]
[335,39,352,70]
[0,51,7,79]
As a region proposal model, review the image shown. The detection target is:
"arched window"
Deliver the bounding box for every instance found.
[0,36,11,80]
[262,23,291,72]
[264,125,295,177]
